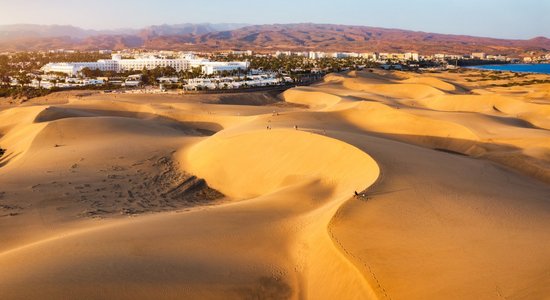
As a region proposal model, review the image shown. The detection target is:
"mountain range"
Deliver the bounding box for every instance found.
[0,23,549,55]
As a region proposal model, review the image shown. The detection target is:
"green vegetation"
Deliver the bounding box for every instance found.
[465,71,531,82]
[0,83,122,101]
[0,86,53,100]
[211,54,379,74]
[492,79,550,87]
[447,59,511,67]
[80,65,181,83]
[80,65,207,85]
[0,51,115,100]
[0,51,111,76]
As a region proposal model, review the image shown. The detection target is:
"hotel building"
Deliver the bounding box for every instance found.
[41,53,249,76]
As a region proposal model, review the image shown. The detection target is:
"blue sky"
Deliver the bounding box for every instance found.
[1,0,549,39]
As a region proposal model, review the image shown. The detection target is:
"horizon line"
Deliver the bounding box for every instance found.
[0,22,548,41]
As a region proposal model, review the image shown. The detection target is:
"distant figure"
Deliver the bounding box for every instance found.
[294,125,298,130]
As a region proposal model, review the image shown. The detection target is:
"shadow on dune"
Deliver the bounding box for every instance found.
[331,128,550,184]
[0,152,19,168]
[236,276,292,300]
[33,106,223,136]
[216,90,283,106]
[485,113,537,129]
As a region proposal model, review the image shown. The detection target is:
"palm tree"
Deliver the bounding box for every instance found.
[17,73,30,88]
[0,74,10,87]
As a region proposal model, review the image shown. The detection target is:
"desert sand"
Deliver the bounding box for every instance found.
[0,69,549,299]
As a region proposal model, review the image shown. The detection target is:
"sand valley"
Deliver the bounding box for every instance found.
[1,69,549,299]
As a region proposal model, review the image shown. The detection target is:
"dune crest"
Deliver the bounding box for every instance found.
[1,69,549,299]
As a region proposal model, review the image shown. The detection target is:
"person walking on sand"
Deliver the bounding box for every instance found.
[294,125,298,130]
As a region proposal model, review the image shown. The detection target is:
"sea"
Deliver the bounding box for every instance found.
[468,64,550,74]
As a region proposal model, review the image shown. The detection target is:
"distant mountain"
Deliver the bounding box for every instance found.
[0,24,134,41]
[0,23,247,50]
[139,23,248,38]
[0,23,548,55]
[181,24,550,55]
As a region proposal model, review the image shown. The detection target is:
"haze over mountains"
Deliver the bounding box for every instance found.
[1,23,549,55]
[0,23,248,39]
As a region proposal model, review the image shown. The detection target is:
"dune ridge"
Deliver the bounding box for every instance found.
[1,68,549,299]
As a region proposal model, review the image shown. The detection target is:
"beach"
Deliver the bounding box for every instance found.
[0,68,549,299]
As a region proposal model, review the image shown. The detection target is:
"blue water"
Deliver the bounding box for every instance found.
[468,64,550,74]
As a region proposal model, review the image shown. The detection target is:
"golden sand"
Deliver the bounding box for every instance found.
[0,69,549,299]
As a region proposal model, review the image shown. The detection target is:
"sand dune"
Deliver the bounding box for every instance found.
[343,80,446,99]
[1,69,549,299]
[282,87,346,109]
[416,94,550,129]
[402,76,458,92]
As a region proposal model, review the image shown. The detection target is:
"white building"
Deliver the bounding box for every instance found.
[184,74,282,90]
[41,61,109,75]
[360,52,378,61]
[201,61,250,75]
[404,52,420,61]
[41,53,249,76]
[230,50,253,56]
[157,77,179,84]
[331,52,360,59]
[275,51,292,57]
[486,54,507,61]
[309,52,327,59]
[472,52,487,59]
[126,56,187,72]
[378,53,390,60]
[434,54,447,61]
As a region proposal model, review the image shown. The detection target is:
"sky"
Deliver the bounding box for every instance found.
[0,0,549,39]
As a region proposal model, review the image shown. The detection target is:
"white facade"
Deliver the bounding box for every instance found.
[360,53,378,61]
[332,52,360,59]
[201,62,250,75]
[472,52,487,59]
[115,56,189,72]
[404,52,420,61]
[230,50,253,56]
[309,52,327,59]
[41,54,248,76]
[184,74,282,90]
[41,62,108,75]
[486,54,507,61]
[275,51,292,57]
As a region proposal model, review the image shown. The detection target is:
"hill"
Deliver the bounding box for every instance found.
[0,23,549,55]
